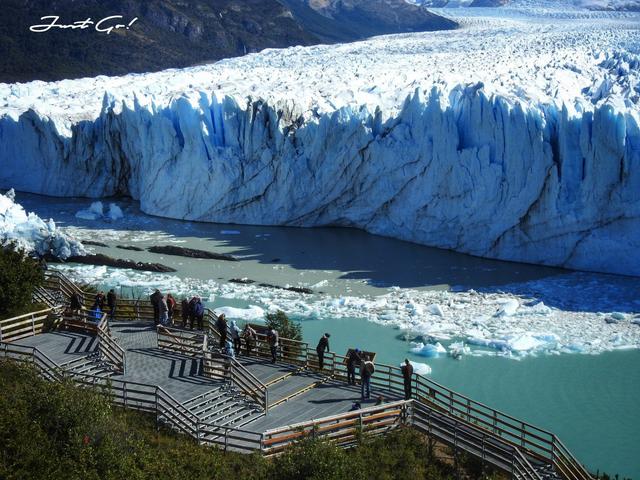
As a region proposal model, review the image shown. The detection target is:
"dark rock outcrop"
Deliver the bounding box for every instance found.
[49,253,176,272]
[148,245,238,261]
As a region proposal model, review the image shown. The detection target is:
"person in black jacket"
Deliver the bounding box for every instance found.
[216,313,228,348]
[70,291,82,315]
[181,298,189,327]
[150,289,162,325]
[106,289,117,320]
[316,333,331,370]
[401,358,414,400]
[346,348,361,385]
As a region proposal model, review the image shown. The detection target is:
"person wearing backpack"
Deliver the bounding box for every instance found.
[230,320,242,354]
[360,357,374,401]
[316,333,331,370]
[193,297,204,330]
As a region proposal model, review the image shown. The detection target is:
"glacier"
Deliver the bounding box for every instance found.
[0,189,85,259]
[0,1,639,276]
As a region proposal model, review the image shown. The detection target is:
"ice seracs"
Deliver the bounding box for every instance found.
[1,1,639,276]
[0,189,85,259]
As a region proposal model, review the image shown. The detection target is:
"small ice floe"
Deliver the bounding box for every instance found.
[75,201,124,221]
[221,230,241,235]
[215,305,265,321]
[448,341,470,359]
[311,279,329,288]
[610,312,626,321]
[493,298,520,317]
[401,361,432,376]
[427,304,445,316]
[410,341,447,358]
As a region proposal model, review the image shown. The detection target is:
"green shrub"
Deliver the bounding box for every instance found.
[264,310,302,341]
[0,246,44,317]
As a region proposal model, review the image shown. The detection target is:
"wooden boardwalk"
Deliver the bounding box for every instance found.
[12,321,398,431]
[0,271,594,480]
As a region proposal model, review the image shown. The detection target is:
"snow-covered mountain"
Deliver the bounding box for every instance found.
[409,0,640,8]
[1,3,639,276]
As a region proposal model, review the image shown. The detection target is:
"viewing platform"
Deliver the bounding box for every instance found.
[0,271,593,480]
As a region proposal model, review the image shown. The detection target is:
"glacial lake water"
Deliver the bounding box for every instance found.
[16,192,640,478]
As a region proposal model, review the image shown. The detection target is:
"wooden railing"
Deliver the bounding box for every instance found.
[0,308,59,343]
[157,325,204,357]
[202,350,269,412]
[261,399,410,456]
[97,316,126,374]
[60,309,102,335]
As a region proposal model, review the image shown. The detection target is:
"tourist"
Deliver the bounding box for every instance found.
[267,327,279,363]
[180,298,189,327]
[150,289,162,325]
[166,293,176,325]
[401,358,414,400]
[193,297,204,330]
[159,295,169,326]
[91,301,102,321]
[243,324,257,356]
[216,313,228,348]
[224,339,235,358]
[230,320,242,354]
[106,288,117,320]
[375,395,385,406]
[349,401,361,411]
[316,332,331,370]
[346,348,360,385]
[187,296,197,329]
[360,357,375,401]
[95,291,106,311]
[69,291,83,315]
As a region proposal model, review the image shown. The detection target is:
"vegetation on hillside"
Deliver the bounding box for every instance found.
[0,246,44,318]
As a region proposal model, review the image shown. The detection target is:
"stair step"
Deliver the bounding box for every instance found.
[197,399,241,422]
[206,404,255,425]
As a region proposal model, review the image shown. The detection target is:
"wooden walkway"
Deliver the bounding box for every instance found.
[12,321,397,429]
[0,271,594,480]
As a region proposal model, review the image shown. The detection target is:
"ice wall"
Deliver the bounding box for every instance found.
[1,85,638,275]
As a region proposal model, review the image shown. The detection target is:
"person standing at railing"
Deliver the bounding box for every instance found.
[70,291,82,316]
[216,313,228,348]
[230,320,242,354]
[187,296,197,329]
[95,291,106,311]
[267,327,279,363]
[159,295,169,326]
[107,289,117,321]
[360,357,374,401]
[150,289,162,325]
[166,294,176,325]
[193,297,204,330]
[316,333,331,370]
[243,324,257,356]
[401,358,414,400]
[180,298,189,327]
[346,348,360,385]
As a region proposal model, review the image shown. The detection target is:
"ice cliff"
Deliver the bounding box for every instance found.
[0,3,639,275]
[0,190,85,259]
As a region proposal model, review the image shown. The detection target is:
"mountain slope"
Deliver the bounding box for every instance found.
[0,0,457,83]
[279,0,457,42]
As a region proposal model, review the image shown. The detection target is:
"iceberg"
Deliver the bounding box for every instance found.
[76,202,124,221]
[0,189,85,259]
[0,3,638,276]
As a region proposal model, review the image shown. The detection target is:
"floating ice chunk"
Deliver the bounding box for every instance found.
[311,280,329,288]
[401,361,432,376]
[611,312,626,321]
[221,230,241,235]
[410,341,446,358]
[427,304,444,317]
[76,201,124,222]
[107,203,124,221]
[467,337,510,352]
[216,305,265,321]
[494,299,520,317]
[448,341,471,358]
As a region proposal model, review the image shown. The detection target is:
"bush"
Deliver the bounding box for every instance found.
[264,310,302,341]
[0,246,44,317]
